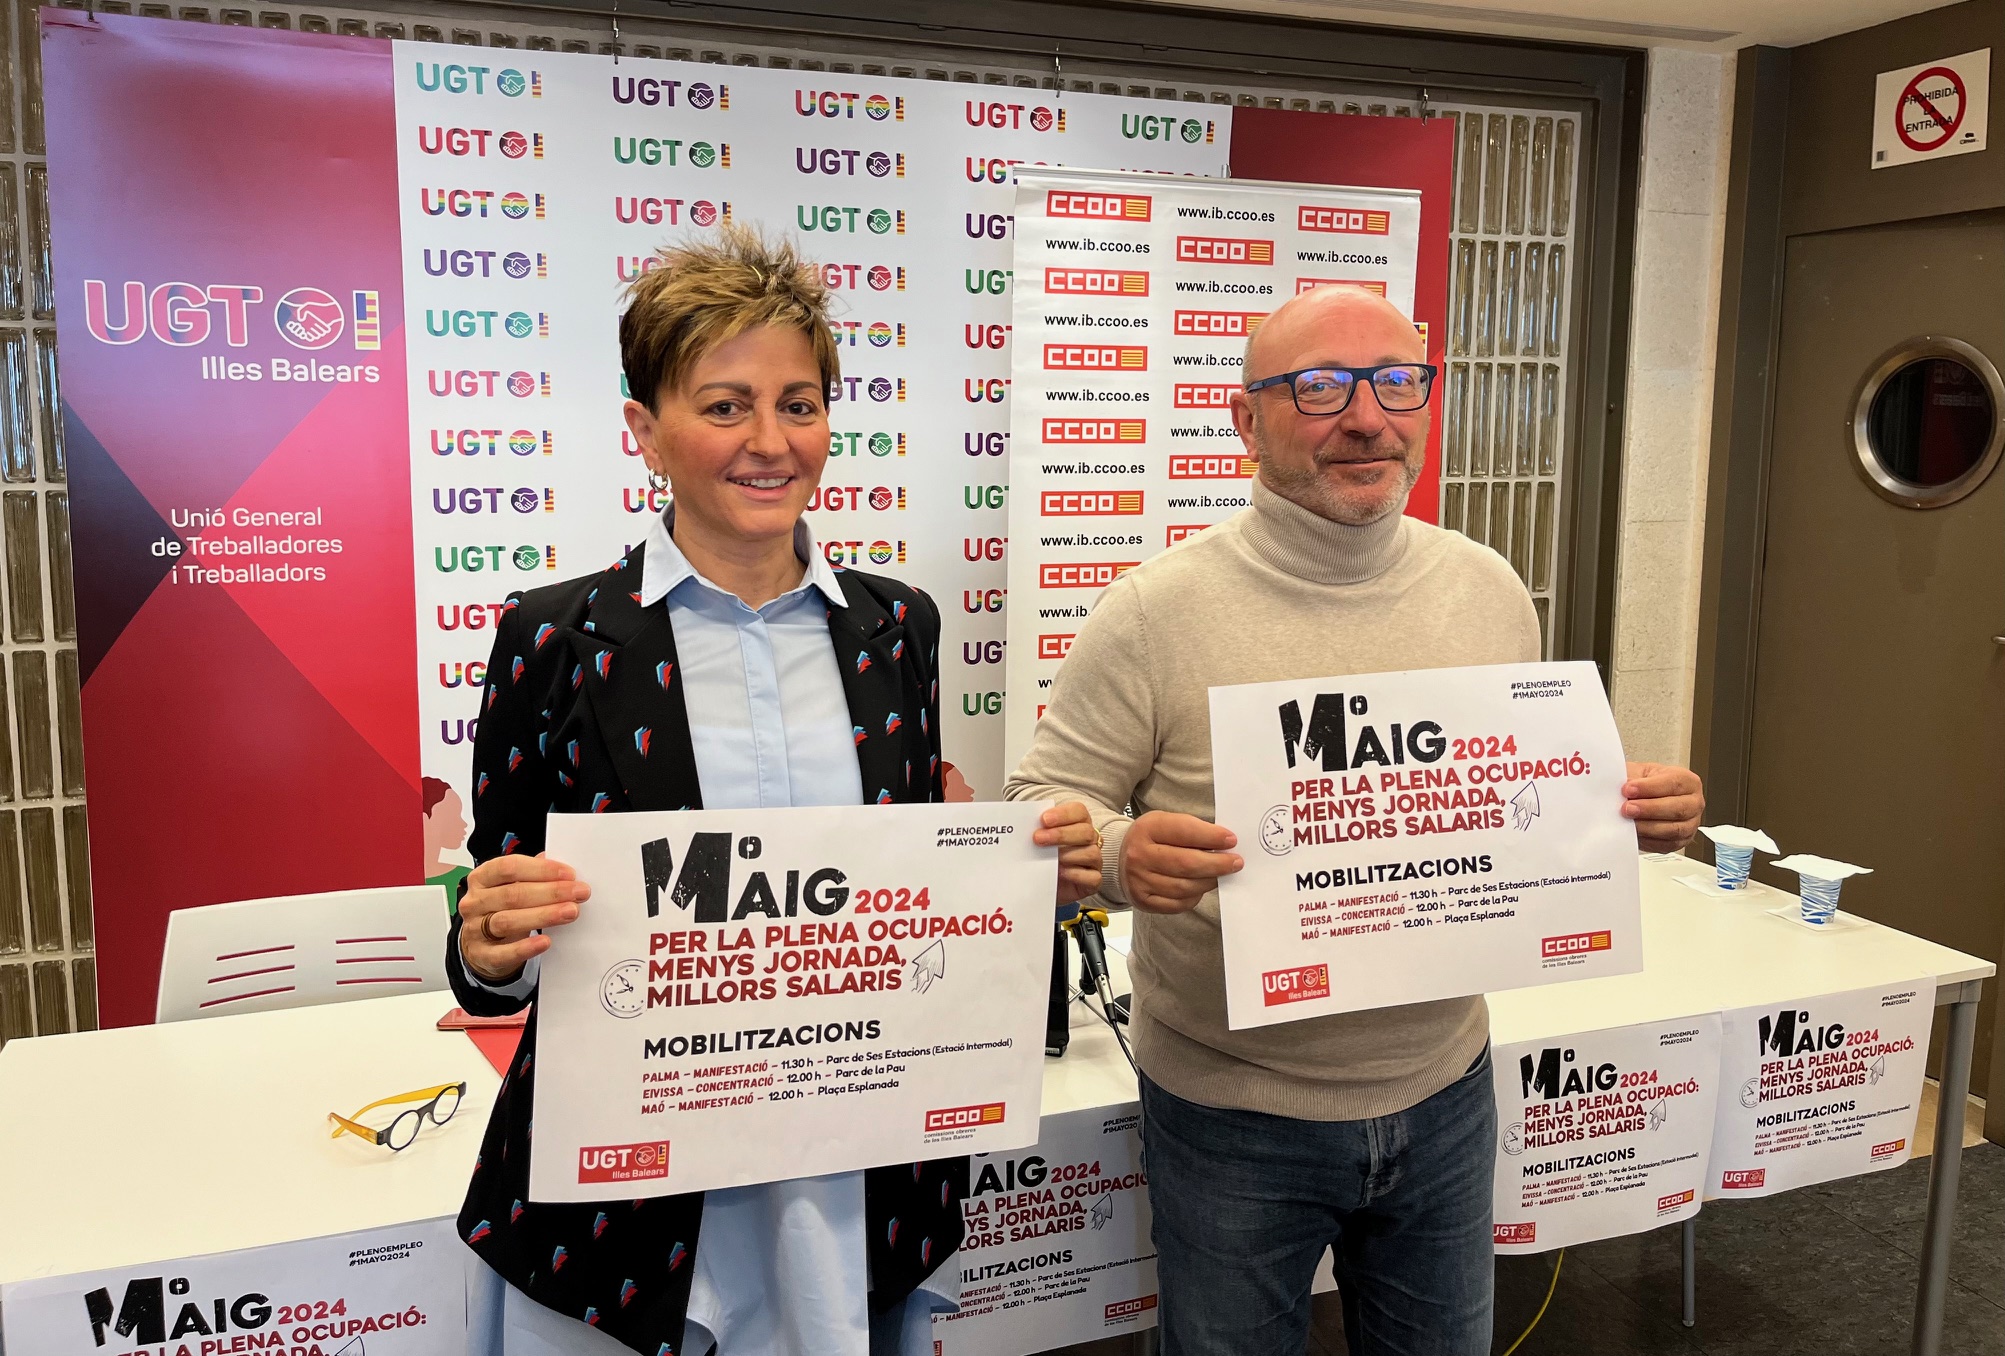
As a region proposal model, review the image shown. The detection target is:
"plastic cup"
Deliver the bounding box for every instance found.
[1714,843,1754,889]
[1798,875,1842,925]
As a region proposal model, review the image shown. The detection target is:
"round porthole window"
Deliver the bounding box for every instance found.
[1852,336,2005,508]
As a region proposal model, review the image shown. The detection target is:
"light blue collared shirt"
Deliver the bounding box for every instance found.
[475,509,956,1356]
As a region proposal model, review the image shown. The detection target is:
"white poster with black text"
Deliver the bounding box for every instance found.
[1491,1015,1721,1254]
[931,1103,1158,1355]
[1207,660,1640,1028]
[0,1218,466,1356]
[1706,978,1935,1199]
[529,803,1052,1200]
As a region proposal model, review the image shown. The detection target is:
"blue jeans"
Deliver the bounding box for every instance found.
[1141,1048,1495,1356]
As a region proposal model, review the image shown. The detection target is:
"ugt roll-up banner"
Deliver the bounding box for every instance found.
[1001,167,1422,773]
[47,14,420,1032]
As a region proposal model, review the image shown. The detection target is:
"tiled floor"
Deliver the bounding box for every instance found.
[1041,1143,2005,1356]
[1913,1082,1988,1157]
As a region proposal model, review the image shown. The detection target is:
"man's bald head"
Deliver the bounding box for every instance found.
[1243,284,1425,380]
[1228,284,1433,527]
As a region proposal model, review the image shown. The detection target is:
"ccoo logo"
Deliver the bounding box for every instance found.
[1298,205,1392,235]
[1176,235,1274,265]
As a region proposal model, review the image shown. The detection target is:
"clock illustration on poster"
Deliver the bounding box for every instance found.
[601,959,647,1018]
[1260,805,1294,857]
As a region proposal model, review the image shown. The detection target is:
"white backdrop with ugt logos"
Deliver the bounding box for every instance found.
[393,51,1229,810]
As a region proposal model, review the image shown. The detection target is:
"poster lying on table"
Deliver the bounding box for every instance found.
[0,1218,466,1356]
[1491,1015,1722,1254]
[530,804,1052,1200]
[1706,978,1936,1199]
[932,1103,1158,1354]
[1208,660,1640,1027]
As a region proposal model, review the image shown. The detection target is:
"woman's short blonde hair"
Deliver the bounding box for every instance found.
[619,222,839,411]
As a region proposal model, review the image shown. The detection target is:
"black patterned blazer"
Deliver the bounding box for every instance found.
[444,541,966,1356]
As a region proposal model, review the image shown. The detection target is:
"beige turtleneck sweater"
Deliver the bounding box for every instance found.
[1005,478,1542,1121]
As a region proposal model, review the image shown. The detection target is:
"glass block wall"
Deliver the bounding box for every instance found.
[0,0,1585,1046]
[1439,110,1581,648]
[0,0,90,1050]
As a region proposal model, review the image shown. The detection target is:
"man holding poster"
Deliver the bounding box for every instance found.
[442,226,1102,1356]
[1006,284,1704,1355]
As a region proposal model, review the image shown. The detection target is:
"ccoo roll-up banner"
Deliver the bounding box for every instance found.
[47,13,1449,1027]
[1001,167,1422,771]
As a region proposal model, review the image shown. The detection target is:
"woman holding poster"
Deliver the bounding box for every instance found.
[442,225,1102,1356]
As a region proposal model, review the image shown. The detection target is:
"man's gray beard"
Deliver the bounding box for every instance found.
[1253,424,1420,526]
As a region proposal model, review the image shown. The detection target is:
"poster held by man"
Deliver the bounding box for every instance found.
[1208,659,1642,1027]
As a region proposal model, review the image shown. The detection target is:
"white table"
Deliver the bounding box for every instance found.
[1090,855,1994,1356]
[0,989,500,1286]
[1580,855,1990,1356]
[0,856,1992,1356]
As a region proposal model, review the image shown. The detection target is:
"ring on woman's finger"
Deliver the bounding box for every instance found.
[480,912,502,944]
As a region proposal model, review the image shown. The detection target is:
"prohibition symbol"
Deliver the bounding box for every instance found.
[1897,66,1965,152]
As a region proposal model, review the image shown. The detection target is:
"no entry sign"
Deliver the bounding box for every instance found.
[1874,49,1989,169]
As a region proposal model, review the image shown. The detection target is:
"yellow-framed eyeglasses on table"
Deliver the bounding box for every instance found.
[327,1083,466,1152]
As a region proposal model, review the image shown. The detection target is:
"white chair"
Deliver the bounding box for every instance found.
[156,884,451,1023]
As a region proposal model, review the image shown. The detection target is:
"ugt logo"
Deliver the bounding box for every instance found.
[612,76,728,108]
[82,281,370,352]
[414,63,542,97]
[964,100,1065,132]
[1121,113,1211,143]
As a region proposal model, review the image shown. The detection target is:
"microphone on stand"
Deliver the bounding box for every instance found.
[1067,908,1118,1017]
[1057,901,1137,1072]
